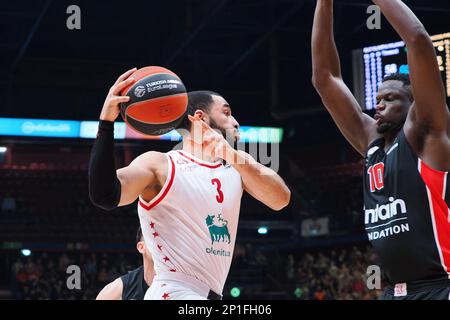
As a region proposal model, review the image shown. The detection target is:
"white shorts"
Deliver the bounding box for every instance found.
[144,272,217,300]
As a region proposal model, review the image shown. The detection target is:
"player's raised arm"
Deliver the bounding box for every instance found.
[88,69,162,210]
[372,0,449,132]
[311,0,378,155]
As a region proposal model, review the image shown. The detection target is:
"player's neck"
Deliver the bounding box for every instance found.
[383,128,401,151]
[182,139,216,163]
[143,258,154,286]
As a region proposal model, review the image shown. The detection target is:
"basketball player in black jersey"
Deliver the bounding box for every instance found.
[312,0,450,299]
[96,227,155,300]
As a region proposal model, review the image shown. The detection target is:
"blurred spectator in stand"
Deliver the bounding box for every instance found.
[286,254,295,281]
[1,192,17,214]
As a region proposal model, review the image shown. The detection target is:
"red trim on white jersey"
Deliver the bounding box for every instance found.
[418,159,450,278]
[139,155,175,211]
[178,150,222,169]
[443,172,449,222]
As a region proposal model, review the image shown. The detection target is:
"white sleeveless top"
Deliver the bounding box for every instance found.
[137,150,243,294]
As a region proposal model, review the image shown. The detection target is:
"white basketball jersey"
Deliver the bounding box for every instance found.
[137,150,243,295]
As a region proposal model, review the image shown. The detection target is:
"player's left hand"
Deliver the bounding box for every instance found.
[187,114,233,162]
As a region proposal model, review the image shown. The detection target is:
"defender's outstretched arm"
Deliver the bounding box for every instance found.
[312,0,378,155]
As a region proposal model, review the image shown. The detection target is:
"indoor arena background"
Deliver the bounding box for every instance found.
[1,0,449,300]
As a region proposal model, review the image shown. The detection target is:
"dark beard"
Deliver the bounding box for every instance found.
[208,117,226,137]
[208,118,237,146]
[376,122,391,134]
[376,121,404,135]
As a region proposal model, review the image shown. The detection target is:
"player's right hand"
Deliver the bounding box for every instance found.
[99,67,137,122]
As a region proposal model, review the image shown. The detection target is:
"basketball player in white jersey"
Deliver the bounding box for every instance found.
[88,68,291,300]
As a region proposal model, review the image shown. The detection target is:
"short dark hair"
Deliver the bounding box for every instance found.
[136,226,143,243]
[382,73,413,101]
[382,72,410,86]
[176,90,222,131]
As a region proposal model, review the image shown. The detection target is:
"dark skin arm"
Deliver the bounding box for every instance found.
[311,0,380,156]
[373,0,450,170]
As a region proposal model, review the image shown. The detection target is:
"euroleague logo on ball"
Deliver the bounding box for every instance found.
[134,85,146,98]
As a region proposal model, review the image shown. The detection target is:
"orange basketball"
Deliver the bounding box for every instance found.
[120,66,188,136]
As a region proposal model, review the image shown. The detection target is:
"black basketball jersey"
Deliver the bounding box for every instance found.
[363,129,450,285]
[120,266,149,300]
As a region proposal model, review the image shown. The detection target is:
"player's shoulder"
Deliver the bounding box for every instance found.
[137,151,167,161]
[130,151,168,169]
[96,277,123,300]
[126,265,144,276]
[124,152,169,184]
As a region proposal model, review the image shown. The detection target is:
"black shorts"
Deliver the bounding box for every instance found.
[381,280,450,300]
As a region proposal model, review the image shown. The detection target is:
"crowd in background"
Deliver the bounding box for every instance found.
[280,245,382,300]
[6,244,382,300]
[9,252,140,300]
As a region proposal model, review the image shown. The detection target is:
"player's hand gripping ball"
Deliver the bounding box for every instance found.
[120,66,188,136]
